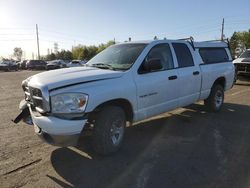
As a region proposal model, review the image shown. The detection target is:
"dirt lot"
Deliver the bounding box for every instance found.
[0,71,250,188]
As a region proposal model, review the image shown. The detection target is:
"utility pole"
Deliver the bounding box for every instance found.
[221,18,224,41]
[36,24,40,60]
[54,42,58,53]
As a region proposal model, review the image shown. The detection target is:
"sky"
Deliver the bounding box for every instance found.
[0,0,250,59]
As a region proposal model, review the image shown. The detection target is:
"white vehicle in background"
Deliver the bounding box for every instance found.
[67,60,87,67]
[14,38,234,155]
[233,49,250,79]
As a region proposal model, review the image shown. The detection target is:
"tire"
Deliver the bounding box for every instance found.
[204,84,224,112]
[92,106,126,155]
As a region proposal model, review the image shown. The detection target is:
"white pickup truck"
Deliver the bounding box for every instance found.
[14,38,235,155]
[233,49,250,79]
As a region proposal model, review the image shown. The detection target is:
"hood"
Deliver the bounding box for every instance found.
[28,66,124,90]
[233,58,250,64]
[242,58,250,62]
[0,64,7,67]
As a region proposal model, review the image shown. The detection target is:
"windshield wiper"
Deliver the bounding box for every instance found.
[90,63,116,70]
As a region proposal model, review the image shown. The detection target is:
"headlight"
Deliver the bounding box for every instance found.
[51,93,88,114]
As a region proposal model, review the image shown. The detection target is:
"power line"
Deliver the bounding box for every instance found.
[0,39,34,41]
[0,27,33,31]
[0,33,35,36]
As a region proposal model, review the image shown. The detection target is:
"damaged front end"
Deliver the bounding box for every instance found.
[13,99,33,125]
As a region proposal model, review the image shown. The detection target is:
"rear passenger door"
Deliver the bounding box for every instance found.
[172,42,202,107]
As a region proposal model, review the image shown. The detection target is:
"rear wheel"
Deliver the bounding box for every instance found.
[92,106,126,155]
[204,84,224,112]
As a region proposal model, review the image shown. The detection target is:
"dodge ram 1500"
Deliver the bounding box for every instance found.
[14,38,235,155]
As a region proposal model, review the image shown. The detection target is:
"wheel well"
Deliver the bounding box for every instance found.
[213,77,226,89]
[90,99,134,123]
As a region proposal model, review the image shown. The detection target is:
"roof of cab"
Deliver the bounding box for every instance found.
[117,39,229,48]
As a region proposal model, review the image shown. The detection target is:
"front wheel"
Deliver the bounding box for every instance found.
[92,106,126,155]
[204,85,224,112]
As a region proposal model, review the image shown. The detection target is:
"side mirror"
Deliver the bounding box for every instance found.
[144,58,162,72]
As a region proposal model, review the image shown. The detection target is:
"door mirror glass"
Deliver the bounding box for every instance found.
[148,58,162,71]
[141,58,162,73]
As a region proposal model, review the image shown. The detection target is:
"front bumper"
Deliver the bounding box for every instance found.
[36,128,81,146]
[237,71,250,76]
[29,107,87,146]
[14,100,87,147]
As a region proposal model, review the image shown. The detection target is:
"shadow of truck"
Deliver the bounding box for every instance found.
[49,102,250,188]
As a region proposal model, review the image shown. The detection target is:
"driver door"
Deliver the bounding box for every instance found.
[134,43,179,121]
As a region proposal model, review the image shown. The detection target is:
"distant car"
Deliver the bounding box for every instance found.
[233,49,250,80]
[46,60,67,70]
[0,60,18,71]
[18,60,28,70]
[67,60,87,67]
[26,60,47,70]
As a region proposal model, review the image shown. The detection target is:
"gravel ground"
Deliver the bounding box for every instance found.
[0,71,250,188]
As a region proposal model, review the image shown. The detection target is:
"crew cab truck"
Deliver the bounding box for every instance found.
[14,38,235,155]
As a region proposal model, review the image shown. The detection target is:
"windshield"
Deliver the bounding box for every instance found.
[240,50,250,58]
[87,43,147,70]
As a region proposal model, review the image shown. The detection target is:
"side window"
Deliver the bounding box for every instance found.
[199,48,229,64]
[139,44,174,73]
[172,43,194,68]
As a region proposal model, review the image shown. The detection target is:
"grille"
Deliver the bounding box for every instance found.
[236,63,250,72]
[22,85,43,110]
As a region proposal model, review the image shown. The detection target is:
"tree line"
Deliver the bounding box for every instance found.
[42,40,115,61]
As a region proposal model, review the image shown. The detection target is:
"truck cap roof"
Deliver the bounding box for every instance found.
[193,41,228,48]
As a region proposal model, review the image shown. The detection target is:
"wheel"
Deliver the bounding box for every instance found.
[92,106,126,155]
[204,84,224,112]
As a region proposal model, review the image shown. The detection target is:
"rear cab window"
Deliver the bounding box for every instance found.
[172,43,194,68]
[199,48,229,64]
